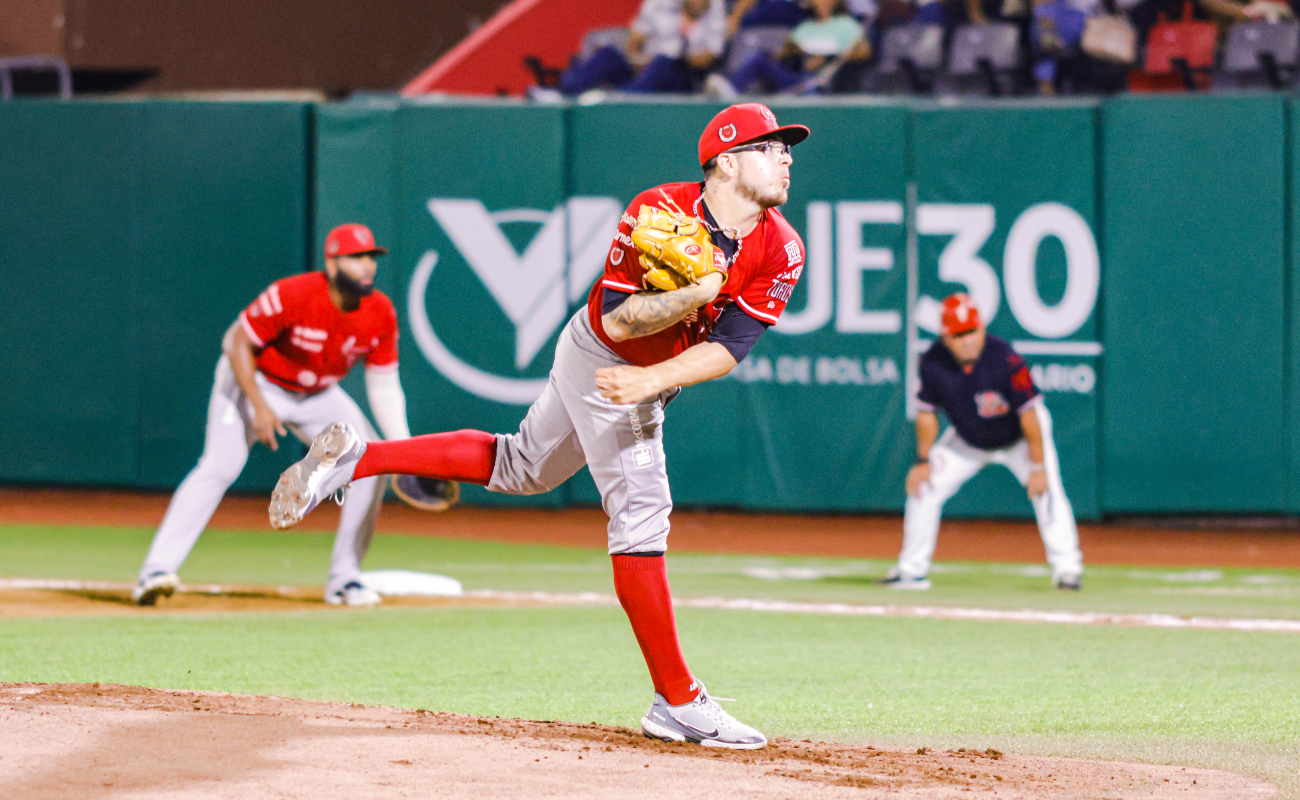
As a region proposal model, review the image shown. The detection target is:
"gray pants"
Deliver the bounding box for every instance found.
[138,356,385,594]
[488,311,676,554]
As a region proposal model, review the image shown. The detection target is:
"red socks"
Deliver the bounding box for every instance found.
[611,554,699,706]
[353,430,497,485]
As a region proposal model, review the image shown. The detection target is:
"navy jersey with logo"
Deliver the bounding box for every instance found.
[915,335,1040,450]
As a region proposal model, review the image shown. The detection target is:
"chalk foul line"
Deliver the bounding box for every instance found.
[3,579,1298,633]
[463,590,1300,633]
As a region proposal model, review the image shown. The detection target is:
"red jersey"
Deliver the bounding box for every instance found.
[586,182,805,367]
[238,272,399,393]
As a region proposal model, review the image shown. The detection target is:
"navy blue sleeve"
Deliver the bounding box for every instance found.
[709,304,769,363]
[602,287,632,314]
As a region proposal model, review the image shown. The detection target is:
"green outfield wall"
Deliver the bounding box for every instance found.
[0,100,312,492]
[2,96,1295,518]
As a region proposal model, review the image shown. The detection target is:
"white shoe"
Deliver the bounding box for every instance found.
[326,581,381,607]
[269,422,366,529]
[880,566,932,590]
[641,685,766,749]
[132,571,179,606]
[704,73,739,100]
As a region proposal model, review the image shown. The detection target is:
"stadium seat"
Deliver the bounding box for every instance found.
[724,25,794,75]
[1217,19,1300,89]
[864,23,945,93]
[1133,6,1216,91]
[942,23,1023,96]
[0,56,72,100]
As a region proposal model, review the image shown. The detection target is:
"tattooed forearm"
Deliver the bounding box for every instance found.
[603,286,710,340]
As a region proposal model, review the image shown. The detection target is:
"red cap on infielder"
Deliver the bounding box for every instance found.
[940,293,982,336]
[325,224,388,258]
[698,103,810,166]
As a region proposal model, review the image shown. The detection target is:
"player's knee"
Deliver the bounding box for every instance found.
[193,452,247,487]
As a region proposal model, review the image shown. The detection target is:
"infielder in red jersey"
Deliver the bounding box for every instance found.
[132,225,420,608]
[269,104,809,749]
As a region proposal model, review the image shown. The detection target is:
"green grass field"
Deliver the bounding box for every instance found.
[2,522,1298,796]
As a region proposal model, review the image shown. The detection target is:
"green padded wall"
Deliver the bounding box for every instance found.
[1101,95,1287,512]
[912,102,1101,520]
[0,102,144,484]
[0,100,312,491]
[137,101,313,491]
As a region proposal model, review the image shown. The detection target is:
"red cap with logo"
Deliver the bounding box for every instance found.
[325,224,388,258]
[940,293,982,336]
[698,103,810,166]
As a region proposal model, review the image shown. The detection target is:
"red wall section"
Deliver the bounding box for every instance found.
[402,0,643,97]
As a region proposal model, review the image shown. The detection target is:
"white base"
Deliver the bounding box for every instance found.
[359,570,464,597]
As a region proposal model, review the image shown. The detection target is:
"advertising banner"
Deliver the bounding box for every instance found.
[317,100,1106,517]
[912,103,1101,519]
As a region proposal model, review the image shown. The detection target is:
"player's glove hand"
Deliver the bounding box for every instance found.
[391,474,460,512]
[631,205,727,292]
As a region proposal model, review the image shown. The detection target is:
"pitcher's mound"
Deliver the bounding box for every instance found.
[0,683,1275,799]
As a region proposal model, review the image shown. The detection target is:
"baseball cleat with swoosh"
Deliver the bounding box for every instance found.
[640,685,766,749]
[269,421,367,529]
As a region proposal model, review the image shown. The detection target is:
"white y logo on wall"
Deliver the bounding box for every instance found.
[408,197,622,404]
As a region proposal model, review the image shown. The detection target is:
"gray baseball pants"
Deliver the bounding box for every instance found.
[137,356,385,595]
[488,311,676,555]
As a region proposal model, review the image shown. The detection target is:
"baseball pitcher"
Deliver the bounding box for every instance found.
[132,224,443,607]
[268,104,810,749]
[883,293,1084,590]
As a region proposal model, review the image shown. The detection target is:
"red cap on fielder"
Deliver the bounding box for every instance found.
[325,223,388,258]
[940,293,982,336]
[698,103,810,166]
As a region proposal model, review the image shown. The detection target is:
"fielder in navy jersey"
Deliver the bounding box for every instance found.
[883,293,1084,590]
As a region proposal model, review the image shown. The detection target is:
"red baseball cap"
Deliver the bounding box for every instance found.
[698,103,810,166]
[940,293,982,336]
[325,224,387,258]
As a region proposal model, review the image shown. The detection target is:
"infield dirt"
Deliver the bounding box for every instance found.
[0,683,1277,799]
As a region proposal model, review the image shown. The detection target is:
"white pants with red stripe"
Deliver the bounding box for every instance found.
[896,402,1083,582]
[137,356,385,595]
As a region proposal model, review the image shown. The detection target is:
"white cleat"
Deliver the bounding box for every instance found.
[879,566,932,590]
[326,580,382,607]
[269,421,366,529]
[641,685,767,750]
[132,571,180,606]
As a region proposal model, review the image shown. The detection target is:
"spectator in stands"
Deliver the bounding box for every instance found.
[1198,0,1293,21]
[871,0,950,36]
[726,0,812,36]
[559,0,726,94]
[965,0,1030,23]
[1030,0,1134,95]
[707,0,871,95]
